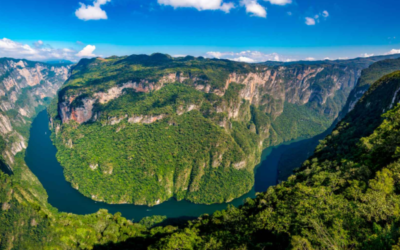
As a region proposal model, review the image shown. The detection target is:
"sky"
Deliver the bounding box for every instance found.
[0,0,399,62]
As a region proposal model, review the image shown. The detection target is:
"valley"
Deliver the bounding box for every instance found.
[49,54,400,206]
[2,54,400,249]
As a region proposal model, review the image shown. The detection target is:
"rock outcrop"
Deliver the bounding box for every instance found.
[0,58,70,165]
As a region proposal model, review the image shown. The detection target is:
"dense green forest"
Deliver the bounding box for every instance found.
[1,55,400,248]
[52,82,261,205]
[50,54,369,205]
[3,69,400,249]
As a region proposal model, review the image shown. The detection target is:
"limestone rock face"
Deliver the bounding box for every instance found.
[51,54,400,206]
[0,58,70,165]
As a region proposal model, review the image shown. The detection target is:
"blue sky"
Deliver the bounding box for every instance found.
[0,0,399,62]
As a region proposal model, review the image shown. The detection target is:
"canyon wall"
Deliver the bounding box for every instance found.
[0,58,70,166]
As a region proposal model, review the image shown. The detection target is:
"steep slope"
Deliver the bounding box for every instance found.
[0,58,69,167]
[49,53,387,206]
[276,57,400,182]
[137,71,400,249]
[343,57,400,115]
[2,56,400,250]
[0,58,173,250]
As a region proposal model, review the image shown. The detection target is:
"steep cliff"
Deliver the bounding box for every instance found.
[0,58,69,166]
[342,57,400,116]
[144,71,400,250]
[50,53,400,206]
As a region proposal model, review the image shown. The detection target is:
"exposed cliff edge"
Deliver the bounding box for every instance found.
[3,55,400,250]
[50,53,400,206]
[0,58,70,165]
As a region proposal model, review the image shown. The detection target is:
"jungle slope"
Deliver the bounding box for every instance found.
[277,57,400,182]
[50,53,400,206]
[0,58,174,250]
[132,71,400,249]
[2,57,400,250]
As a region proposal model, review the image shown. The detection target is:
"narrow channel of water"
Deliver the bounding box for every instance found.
[25,110,316,222]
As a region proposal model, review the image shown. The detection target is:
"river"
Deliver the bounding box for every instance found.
[25,110,323,222]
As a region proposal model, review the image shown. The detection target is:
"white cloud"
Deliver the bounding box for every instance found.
[157,0,235,13]
[305,10,329,26]
[305,17,315,25]
[220,2,235,13]
[305,57,316,61]
[264,0,291,6]
[232,56,255,63]
[361,53,374,58]
[0,38,96,62]
[76,45,97,57]
[206,51,225,58]
[75,0,111,21]
[385,49,400,55]
[206,50,290,62]
[33,40,44,48]
[241,0,267,18]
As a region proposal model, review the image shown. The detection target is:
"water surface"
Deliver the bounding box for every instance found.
[26,110,310,221]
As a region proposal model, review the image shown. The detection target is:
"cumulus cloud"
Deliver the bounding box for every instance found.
[206,50,291,62]
[76,45,97,57]
[232,56,255,63]
[305,57,316,61]
[220,2,235,13]
[305,10,329,26]
[75,0,111,21]
[241,0,267,18]
[361,53,374,58]
[305,17,315,25]
[0,38,96,62]
[264,0,291,5]
[157,0,235,13]
[385,49,400,55]
[33,40,44,48]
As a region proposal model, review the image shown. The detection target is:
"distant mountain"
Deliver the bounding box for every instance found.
[46,59,74,65]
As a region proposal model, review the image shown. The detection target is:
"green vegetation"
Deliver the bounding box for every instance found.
[53,53,362,206]
[270,102,332,144]
[3,57,400,249]
[135,71,400,249]
[53,83,259,205]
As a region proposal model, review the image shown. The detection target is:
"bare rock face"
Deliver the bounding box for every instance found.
[0,114,13,134]
[223,66,360,118]
[57,63,364,129]
[0,58,70,165]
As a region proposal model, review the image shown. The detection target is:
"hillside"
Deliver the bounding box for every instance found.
[136,71,400,249]
[49,53,386,206]
[277,57,400,182]
[1,56,400,249]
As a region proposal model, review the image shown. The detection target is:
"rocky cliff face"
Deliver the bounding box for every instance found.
[340,57,400,118]
[0,58,70,166]
[50,54,400,206]
[58,63,361,127]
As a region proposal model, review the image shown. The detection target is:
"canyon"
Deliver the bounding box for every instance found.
[51,54,400,206]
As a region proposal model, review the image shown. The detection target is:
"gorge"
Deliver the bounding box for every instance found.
[2,54,400,249]
[50,54,400,206]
